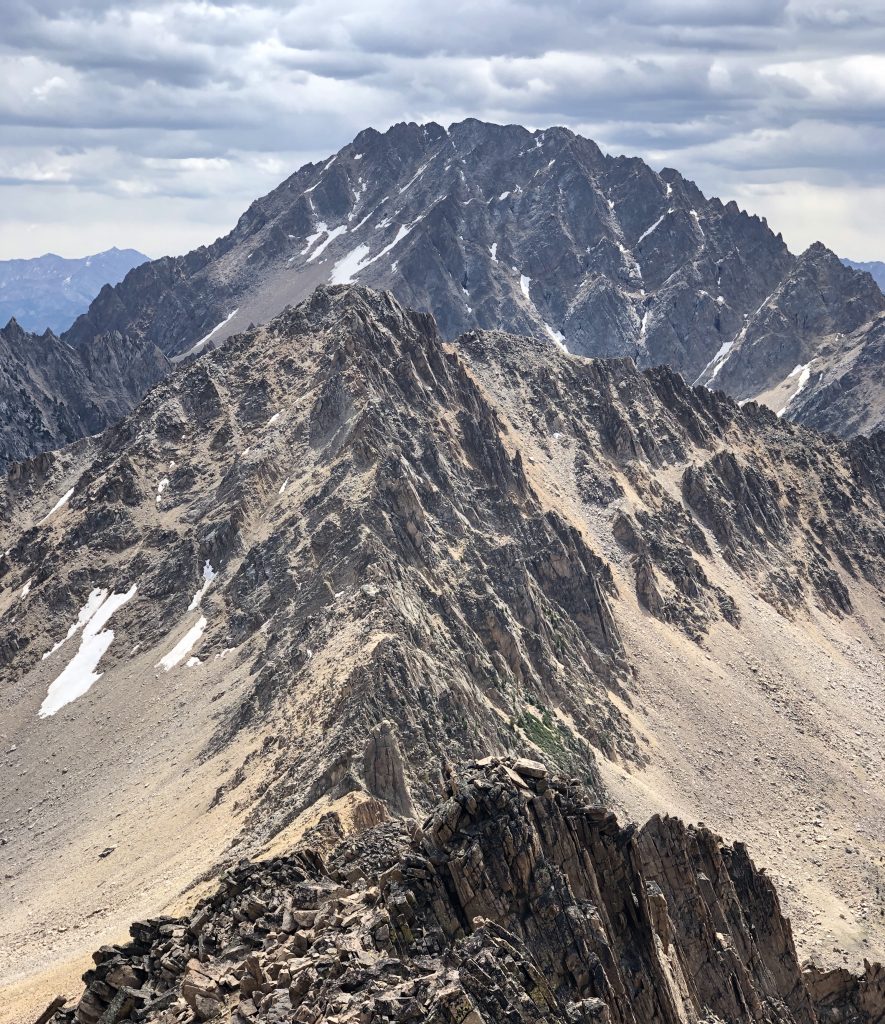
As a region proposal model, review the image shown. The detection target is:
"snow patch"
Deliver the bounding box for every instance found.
[39,585,137,717]
[188,560,216,611]
[544,323,567,352]
[704,340,735,384]
[300,222,327,255]
[637,211,671,245]
[278,477,290,495]
[489,242,498,262]
[41,487,74,522]
[778,362,814,416]
[306,224,347,263]
[157,616,207,672]
[519,275,532,301]
[498,191,511,201]
[43,587,108,660]
[156,477,169,504]
[330,244,371,284]
[179,309,239,360]
[398,163,428,194]
[331,219,421,284]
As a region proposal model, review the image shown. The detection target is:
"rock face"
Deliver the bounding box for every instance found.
[0,317,169,471]
[57,120,885,438]
[2,287,884,1016]
[0,247,148,335]
[44,759,881,1024]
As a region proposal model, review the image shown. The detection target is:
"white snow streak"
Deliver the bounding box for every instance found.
[41,487,74,522]
[398,163,428,194]
[331,219,422,284]
[307,224,347,263]
[179,309,239,360]
[157,616,207,672]
[188,560,217,611]
[777,362,814,416]
[637,210,672,244]
[39,585,138,717]
[300,222,327,255]
[518,273,567,352]
[330,244,371,284]
[489,243,498,262]
[43,587,108,660]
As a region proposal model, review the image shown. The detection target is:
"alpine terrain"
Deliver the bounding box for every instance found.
[4,120,885,479]
[1,286,883,1023]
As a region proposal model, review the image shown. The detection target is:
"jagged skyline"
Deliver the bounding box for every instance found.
[2,0,885,261]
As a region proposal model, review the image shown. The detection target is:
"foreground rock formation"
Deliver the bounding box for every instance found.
[42,759,884,1024]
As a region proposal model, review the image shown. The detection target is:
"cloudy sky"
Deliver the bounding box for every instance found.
[3,0,885,261]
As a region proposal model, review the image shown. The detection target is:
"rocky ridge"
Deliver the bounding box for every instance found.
[56,120,885,439]
[2,287,884,1019]
[40,759,885,1024]
[0,317,169,472]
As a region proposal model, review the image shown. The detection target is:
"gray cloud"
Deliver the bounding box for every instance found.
[2,0,885,260]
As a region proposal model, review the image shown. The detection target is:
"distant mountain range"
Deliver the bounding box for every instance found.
[842,258,885,292]
[0,246,148,334]
[2,121,884,475]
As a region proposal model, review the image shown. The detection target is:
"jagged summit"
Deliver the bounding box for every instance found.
[2,287,884,1018]
[50,119,884,445]
[3,120,883,475]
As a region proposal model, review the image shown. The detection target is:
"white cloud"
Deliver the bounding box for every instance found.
[1,0,885,259]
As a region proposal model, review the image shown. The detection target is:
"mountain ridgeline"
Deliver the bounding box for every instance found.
[0,247,148,335]
[61,119,885,436]
[2,287,884,1022]
[2,119,883,477]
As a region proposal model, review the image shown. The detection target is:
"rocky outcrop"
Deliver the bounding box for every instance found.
[363,721,416,817]
[43,759,881,1024]
[805,961,885,1024]
[0,317,169,471]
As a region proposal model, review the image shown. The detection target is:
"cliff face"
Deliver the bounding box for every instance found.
[44,759,883,1024]
[0,317,169,471]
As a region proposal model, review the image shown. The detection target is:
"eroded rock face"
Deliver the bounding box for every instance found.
[45,759,881,1024]
[56,120,885,441]
[0,317,169,471]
